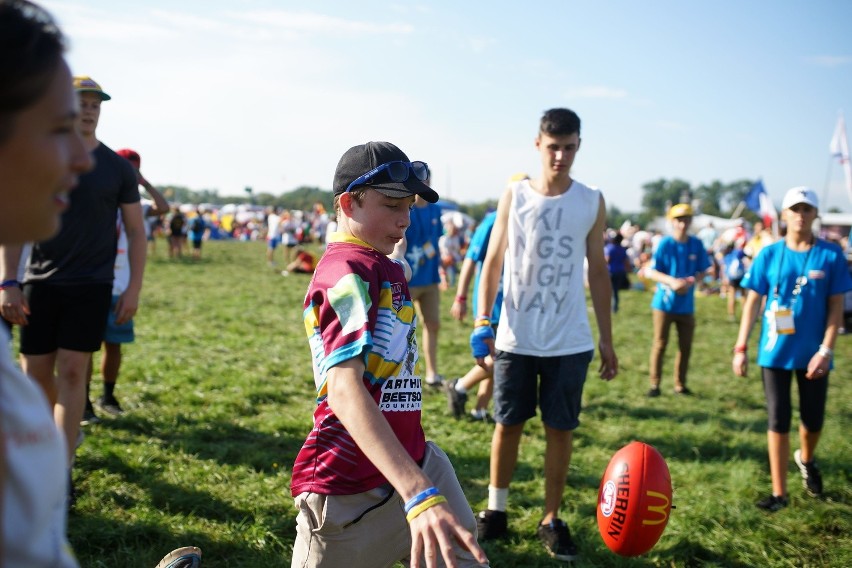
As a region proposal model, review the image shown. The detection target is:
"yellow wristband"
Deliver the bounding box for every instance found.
[474,318,492,328]
[405,495,447,523]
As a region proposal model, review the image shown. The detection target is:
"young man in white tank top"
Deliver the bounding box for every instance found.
[470,108,619,562]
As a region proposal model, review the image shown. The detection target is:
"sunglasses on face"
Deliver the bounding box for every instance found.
[346,161,429,194]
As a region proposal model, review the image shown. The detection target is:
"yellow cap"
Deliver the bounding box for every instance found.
[73,76,111,101]
[668,203,694,219]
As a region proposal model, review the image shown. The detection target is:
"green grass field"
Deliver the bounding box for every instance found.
[64,239,851,567]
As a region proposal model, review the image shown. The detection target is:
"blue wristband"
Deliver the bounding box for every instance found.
[404,487,441,514]
[470,325,495,359]
[0,279,20,290]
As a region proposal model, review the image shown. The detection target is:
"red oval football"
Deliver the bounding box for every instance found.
[597,441,672,556]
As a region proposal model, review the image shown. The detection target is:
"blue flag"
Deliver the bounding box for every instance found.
[744,180,765,214]
[743,179,777,226]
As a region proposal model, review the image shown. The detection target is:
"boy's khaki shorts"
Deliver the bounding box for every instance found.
[291,441,488,568]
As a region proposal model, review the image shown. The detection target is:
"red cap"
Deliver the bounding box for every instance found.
[116,148,141,169]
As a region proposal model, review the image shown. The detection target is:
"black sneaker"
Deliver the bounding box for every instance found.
[675,386,693,396]
[756,494,788,512]
[444,378,467,419]
[81,399,100,425]
[476,509,508,541]
[97,394,124,416]
[647,386,661,398]
[154,546,202,568]
[537,519,579,561]
[794,450,823,496]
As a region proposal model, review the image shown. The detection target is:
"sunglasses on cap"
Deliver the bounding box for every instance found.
[346,161,429,194]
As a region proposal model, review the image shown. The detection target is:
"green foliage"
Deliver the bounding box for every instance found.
[155,176,770,225]
[641,178,693,217]
[63,240,851,567]
[155,185,333,213]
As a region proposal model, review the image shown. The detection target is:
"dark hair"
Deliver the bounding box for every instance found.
[0,0,66,142]
[540,108,581,137]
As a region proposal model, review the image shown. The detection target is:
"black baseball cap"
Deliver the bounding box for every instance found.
[332,141,439,203]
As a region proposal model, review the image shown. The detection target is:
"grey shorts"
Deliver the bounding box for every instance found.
[492,349,593,430]
[291,441,486,568]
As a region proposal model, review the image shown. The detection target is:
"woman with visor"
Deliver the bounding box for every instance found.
[732,186,852,512]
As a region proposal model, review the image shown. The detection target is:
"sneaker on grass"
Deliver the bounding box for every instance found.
[756,494,788,512]
[794,449,823,496]
[444,378,467,419]
[537,518,578,562]
[81,399,100,426]
[155,546,202,568]
[97,394,124,416]
[476,509,507,541]
[425,374,444,389]
[469,408,491,422]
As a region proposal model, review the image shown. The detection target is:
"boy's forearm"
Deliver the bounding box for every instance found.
[326,360,431,501]
[454,258,476,298]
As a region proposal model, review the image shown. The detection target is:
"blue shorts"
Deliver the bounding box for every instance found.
[267,235,280,249]
[492,349,593,430]
[104,294,135,344]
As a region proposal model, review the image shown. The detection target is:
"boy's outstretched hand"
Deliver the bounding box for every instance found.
[409,502,488,568]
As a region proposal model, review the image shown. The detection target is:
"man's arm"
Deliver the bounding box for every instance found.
[450,257,476,321]
[116,201,147,325]
[473,189,511,365]
[390,235,412,281]
[137,171,169,216]
[586,194,618,380]
[0,245,28,325]
[326,358,487,566]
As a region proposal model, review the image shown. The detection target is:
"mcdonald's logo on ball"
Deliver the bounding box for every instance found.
[597,441,673,556]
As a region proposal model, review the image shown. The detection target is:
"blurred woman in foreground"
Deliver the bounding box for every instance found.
[0,1,91,564]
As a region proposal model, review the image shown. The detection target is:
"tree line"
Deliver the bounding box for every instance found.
[156,178,773,229]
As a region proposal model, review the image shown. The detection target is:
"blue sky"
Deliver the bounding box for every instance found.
[43,0,852,213]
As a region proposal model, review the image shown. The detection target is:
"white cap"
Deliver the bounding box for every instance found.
[781,186,819,210]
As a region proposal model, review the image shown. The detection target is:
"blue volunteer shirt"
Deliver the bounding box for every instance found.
[742,239,852,370]
[650,235,711,314]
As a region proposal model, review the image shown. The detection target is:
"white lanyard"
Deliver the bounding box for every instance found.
[772,238,814,308]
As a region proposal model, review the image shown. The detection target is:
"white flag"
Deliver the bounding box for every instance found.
[830,114,852,201]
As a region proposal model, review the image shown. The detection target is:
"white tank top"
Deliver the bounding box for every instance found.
[495,179,599,357]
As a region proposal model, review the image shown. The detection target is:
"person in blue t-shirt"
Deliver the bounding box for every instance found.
[645,203,711,397]
[188,207,206,260]
[733,186,852,513]
[404,181,444,388]
[722,241,747,321]
[604,232,631,313]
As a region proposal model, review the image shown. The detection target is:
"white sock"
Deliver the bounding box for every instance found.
[455,382,467,394]
[487,485,508,512]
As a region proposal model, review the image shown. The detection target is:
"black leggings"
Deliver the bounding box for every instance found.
[762,367,828,433]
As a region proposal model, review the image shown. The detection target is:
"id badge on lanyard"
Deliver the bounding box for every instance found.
[769,242,813,338]
[771,302,795,335]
